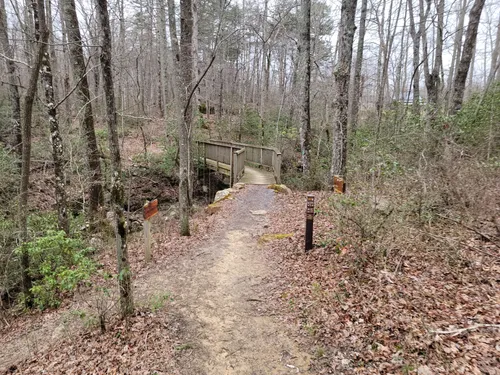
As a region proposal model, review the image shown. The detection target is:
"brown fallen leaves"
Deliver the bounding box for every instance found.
[9,311,176,375]
[3,197,237,375]
[264,191,499,375]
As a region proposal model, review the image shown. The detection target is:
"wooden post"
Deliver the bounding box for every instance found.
[144,219,151,262]
[305,194,314,251]
[143,199,158,262]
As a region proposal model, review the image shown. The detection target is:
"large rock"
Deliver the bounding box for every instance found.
[267,184,292,195]
[213,189,232,203]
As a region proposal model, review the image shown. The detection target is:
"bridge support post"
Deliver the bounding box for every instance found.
[229,146,233,186]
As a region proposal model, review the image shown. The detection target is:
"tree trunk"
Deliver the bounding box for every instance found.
[451,0,486,114]
[0,0,22,156]
[299,0,311,174]
[331,0,357,179]
[488,16,500,85]
[349,0,367,137]
[407,0,426,113]
[422,0,444,107]
[178,0,195,236]
[63,0,104,221]
[157,0,169,116]
[19,0,49,306]
[445,0,467,111]
[96,0,134,318]
[40,45,70,234]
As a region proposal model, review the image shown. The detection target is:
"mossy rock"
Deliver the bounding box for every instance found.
[258,233,293,244]
[267,184,292,195]
[206,203,221,215]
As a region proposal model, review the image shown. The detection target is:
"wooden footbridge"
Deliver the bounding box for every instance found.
[196,140,282,185]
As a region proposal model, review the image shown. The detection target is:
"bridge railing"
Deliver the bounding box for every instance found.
[209,140,282,184]
[197,140,246,185]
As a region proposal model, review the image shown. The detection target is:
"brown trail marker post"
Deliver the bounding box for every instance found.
[333,175,346,194]
[305,194,314,251]
[143,199,158,262]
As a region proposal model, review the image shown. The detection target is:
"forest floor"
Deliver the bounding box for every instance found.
[1,122,498,374]
[1,185,313,374]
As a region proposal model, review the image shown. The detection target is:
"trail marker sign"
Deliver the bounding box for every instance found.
[143,199,158,220]
[333,175,346,194]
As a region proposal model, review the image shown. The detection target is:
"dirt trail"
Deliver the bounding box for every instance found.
[0,185,311,374]
[140,185,311,374]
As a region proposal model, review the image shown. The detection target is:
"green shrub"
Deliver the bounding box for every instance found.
[0,146,19,205]
[15,231,96,310]
[455,82,500,158]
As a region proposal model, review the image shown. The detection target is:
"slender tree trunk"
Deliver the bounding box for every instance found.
[445,0,467,111]
[63,0,104,221]
[299,0,311,174]
[349,0,367,137]
[40,44,70,234]
[488,16,500,84]
[331,0,357,179]
[178,0,195,236]
[96,0,134,317]
[168,0,181,76]
[451,0,486,114]
[0,0,22,156]
[407,0,425,113]
[19,0,49,306]
[158,0,169,116]
[422,0,444,107]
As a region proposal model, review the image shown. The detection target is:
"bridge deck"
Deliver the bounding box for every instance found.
[239,165,275,185]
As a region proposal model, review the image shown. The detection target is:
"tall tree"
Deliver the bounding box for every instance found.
[331,0,358,178]
[96,0,134,317]
[299,0,311,173]
[19,0,49,305]
[63,0,104,222]
[445,0,468,111]
[0,0,22,156]
[488,16,500,85]
[349,0,368,137]
[422,0,444,106]
[407,0,429,113]
[451,0,486,114]
[40,36,69,234]
[177,0,196,236]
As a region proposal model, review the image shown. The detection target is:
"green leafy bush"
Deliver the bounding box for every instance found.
[16,231,96,310]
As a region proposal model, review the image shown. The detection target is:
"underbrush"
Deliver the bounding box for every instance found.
[267,159,499,374]
[16,231,96,310]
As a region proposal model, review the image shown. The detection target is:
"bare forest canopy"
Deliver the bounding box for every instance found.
[0,0,498,137]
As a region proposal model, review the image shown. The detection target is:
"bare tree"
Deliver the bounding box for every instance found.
[40,39,69,234]
[63,0,104,222]
[19,0,49,305]
[177,0,196,236]
[487,15,500,85]
[349,0,368,137]
[422,0,444,107]
[299,0,311,173]
[0,0,21,156]
[96,0,134,317]
[331,0,358,178]
[451,0,486,114]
